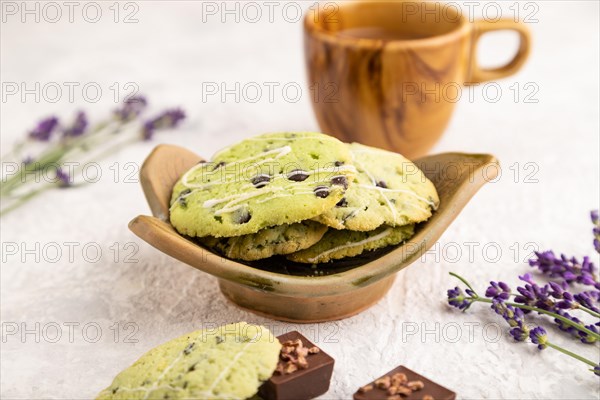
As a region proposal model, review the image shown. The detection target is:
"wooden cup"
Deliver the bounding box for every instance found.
[304,1,531,158]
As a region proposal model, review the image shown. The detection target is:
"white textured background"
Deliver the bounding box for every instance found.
[1,1,599,399]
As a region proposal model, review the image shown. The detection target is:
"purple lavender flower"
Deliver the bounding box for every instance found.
[580,324,599,344]
[554,310,584,336]
[29,116,59,141]
[514,278,553,312]
[573,292,600,314]
[491,300,530,341]
[592,210,600,254]
[485,281,511,301]
[63,111,88,137]
[581,290,600,302]
[529,326,548,350]
[22,156,34,165]
[518,272,536,285]
[515,273,600,317]
[447,287,473,311]
[548,282,576,309]
[55,168,71,188]
[492,300,522,327]
[510,325,530,342]
[142,108,186,140]
[113,96,148,122]
[529,251,597,288]
[448,272,599,375]
[553,310,598,344]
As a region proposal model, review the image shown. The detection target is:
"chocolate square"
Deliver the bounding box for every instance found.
[259,331,335,400]
[353,366,456,400]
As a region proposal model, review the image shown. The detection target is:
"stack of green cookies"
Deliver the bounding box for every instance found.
[169,132,439,264]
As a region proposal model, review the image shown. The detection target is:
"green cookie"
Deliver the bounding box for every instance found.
[313,143,439,231]
[96,322,281,400]
[200,221,328,261]
[170,132,355,237]
[286,224,414,264]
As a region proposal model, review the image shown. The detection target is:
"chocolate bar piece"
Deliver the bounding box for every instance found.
[353,366,456,400]
[258,331,334,400]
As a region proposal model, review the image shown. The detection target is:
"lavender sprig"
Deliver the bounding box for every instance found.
[29,116,59,141]
[512,274,600,319]
[485,274,600,341]
[529,326,548,350]
[448,272,600,375]
[491,300,530,341]
[529,251,598,289]
[113,96,148,122]
[55,168,71,188]
[1,96,186,217]
[142,108,186,140]
[447,287,476,311]
[485,281,511,301]
[62,111,88,138]
[448,274,599,340]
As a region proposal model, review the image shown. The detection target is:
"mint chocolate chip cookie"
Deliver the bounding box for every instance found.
[169,132,355,238]
[96,322,281,400]
[286,224,415,264]
[313,143,439,231]
[199,221,328,261]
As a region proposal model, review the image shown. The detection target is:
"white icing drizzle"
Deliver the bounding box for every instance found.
[357,184,436,207]
[376,187,398,220]
[212,134,342,158]
[342,208,361,222]
[347,155,400,219]
[346,147,437,224]
[353,160,377,186]
[140,351,184,399]
[256,193,293,204]
[306,227,393,263]
[172,140,358,215]
[182,146,292,188]
[204,187,280,214]
[182,159,354,193]
[193,165,356,215]
[110,330,250,400]
[212,134,341,161]
[207,341,255,393]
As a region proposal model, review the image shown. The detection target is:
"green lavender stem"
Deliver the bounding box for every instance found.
[578,305,600,319]
[0,127,141,217]
[473,297,600,341]
[1,140,26,161]
[0,185,48,217]
[504,292,600,319]
[0,121,113,196]
[449,272,600,341]
[546,342,598,367]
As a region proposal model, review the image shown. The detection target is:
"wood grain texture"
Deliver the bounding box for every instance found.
[128,144,498,322]
[139,144,203,221]
[304,1,530,158]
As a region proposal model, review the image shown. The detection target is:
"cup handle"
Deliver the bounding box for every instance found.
[467,19,532,84]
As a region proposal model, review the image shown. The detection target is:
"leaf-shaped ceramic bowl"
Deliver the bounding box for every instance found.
[129,144,499,322]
